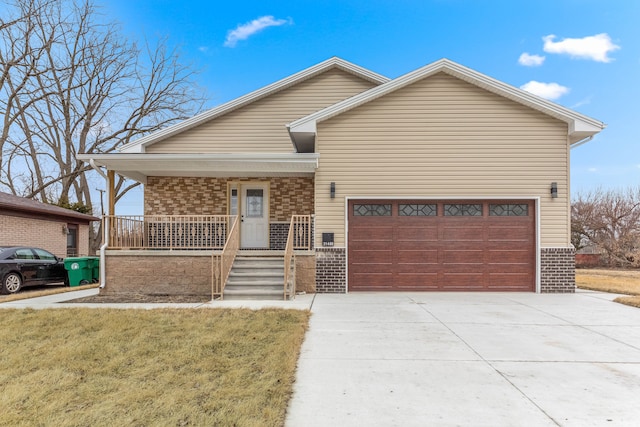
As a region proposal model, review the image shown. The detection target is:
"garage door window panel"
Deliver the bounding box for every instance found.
[399,204,437,216]
[444,204,482,216]
[489,204,528,216]
[353,204,391,216]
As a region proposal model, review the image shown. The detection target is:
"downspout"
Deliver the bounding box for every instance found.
[90,159,109,289]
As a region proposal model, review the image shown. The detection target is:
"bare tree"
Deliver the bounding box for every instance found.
[1,0,205,251]
[572,187,640,267]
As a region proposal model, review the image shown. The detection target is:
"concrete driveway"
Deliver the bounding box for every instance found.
[286,291,640,427]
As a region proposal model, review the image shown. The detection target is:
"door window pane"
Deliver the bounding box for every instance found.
[246,189,264,218]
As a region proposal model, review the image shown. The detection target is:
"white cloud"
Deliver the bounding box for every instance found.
[198,46,209,53]
[543,33,620,62]
[518,53,545,66]
[224,16,291,47]
[588,167,598,173]
[520,81,570,100]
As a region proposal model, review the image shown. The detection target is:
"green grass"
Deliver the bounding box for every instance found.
[0,308,309,426]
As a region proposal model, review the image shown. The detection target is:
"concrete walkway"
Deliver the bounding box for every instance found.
[286,291,640,427]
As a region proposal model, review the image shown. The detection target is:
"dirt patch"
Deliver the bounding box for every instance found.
[66,293,210,304]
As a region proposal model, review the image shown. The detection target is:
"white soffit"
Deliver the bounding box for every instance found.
[77,153,319,184]
[287,58,605,147]
[120,57,389,154]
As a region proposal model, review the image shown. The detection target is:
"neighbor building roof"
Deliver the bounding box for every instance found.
[0,191,99,222]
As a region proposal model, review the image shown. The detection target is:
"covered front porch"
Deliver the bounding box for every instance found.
[78,152,319,300]
[103,214,313,300]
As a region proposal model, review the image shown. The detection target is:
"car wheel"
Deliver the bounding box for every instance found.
[2,273,23,294]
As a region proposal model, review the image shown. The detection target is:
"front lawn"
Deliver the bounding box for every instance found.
[0,308,309,426]
[576,268,640,308]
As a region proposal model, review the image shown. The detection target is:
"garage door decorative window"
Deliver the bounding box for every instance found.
[353,204,392,216]
[489,204,529,216]
[443,203,482,216]
[399,204,437,216]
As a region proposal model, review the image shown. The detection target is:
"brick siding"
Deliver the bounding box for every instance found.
[316,248,346,293]
[103,253,212,296]
[0,214,91,258]
[145,176,314,221]
[540,247,575,293]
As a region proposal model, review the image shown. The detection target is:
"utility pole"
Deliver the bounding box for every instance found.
[96,188,105,216]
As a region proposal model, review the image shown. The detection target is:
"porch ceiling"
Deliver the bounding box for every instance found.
[77,153,319,183]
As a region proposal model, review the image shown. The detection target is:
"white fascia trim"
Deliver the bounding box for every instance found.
[289,58,605,139]
[120,57,389,154]
[78,152,319,161]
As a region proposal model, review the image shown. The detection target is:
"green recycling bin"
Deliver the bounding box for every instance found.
[64,257,96,287]
[92,257,100,283]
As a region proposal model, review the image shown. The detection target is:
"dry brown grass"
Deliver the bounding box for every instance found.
[576,268,640,295]
[0,308,309,426]
[576,268,640,309]
[0,283,99,303]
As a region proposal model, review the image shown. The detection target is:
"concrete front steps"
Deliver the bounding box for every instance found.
[223,251,289,300]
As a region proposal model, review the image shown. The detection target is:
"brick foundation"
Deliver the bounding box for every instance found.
[270,223,289,250]
[316,248,346,293]
[295,255,316,293]
[104,252,212,296]
[540,247,575,293]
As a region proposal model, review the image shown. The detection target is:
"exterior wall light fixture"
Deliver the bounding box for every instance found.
[330,182,336,199]
[550,182,558,198]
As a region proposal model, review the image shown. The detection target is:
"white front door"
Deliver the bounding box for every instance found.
[240,183,269,248]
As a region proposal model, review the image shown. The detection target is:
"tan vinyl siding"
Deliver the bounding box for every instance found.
[147,69,377,153]
[315,72,570,247]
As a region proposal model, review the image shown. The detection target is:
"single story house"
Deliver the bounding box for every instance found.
[78,57,604,299]
[0,191,98,258]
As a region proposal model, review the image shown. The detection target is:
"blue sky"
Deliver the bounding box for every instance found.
[104,0,639,213]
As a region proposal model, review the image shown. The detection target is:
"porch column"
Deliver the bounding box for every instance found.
[107,170,115,215]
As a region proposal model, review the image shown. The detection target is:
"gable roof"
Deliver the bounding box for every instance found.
[0,191,98,222]
[120,57,390,154]
[287,58,606,152]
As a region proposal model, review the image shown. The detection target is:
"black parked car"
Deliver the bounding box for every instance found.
[0,246,68,294]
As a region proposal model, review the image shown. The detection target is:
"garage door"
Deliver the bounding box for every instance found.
[348,200,535,291]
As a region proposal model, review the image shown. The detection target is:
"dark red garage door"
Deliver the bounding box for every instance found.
[348,200,535,291]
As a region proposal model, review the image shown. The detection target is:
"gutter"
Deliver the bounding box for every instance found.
[570,135,594,150]
[89,159,109,289]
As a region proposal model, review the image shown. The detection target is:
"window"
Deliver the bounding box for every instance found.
[399,204,437,216]
[353,204,392,216]
[66,224,78,257]
[443,204,482,216]
[489,204,529,216]
[34,248,56,260]
[229,187,238,216]
[15,248,35,260]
